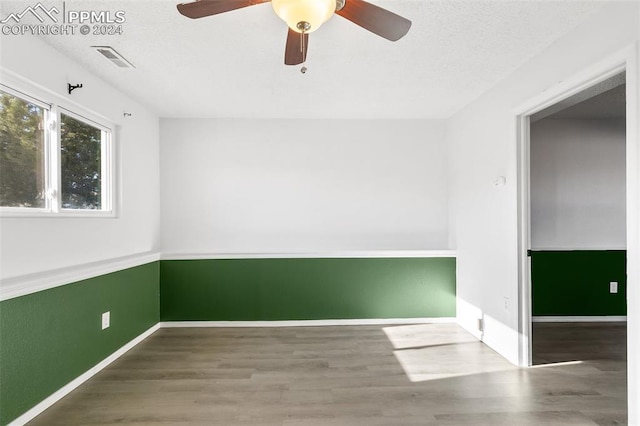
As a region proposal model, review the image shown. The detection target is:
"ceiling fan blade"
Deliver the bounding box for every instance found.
[336,0,411,41]
[284,28,309,66]
[177,0,270,19]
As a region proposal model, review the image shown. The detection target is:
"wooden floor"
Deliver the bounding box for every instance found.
[30,323,627,425]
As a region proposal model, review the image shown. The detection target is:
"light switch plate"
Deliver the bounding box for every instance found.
[610,282,618,294]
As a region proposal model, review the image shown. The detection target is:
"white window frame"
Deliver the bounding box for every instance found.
[57,107,113,215]
[0,81,115,218]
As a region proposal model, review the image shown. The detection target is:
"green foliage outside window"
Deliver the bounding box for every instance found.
[60,114,102,210]
[0,89,105,211]
[0,91,45,208]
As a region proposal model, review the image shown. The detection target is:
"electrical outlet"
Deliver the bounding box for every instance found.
[610,282,618,294]
[478,318,484,332]
[503,297,510,312]
[101,311,110,330]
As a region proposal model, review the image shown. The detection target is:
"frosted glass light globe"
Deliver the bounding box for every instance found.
[272,0,337,33]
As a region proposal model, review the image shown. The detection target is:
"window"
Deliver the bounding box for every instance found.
[60,112,106,210]
[0,85,113,216]
[0,90,46,208]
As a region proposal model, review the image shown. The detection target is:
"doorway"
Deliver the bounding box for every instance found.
[528,73,627,366]
[515,48,640,422]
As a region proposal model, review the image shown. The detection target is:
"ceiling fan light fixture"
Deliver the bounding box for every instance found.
[272,0,336,33]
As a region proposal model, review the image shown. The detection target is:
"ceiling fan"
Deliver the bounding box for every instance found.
[176,0,411,66]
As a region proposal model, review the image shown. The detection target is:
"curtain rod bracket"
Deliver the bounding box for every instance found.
[68,83,83,94]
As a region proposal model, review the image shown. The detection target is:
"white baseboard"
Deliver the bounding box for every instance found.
[533,316,627,323]
[8,323,160,426]
[160,317,456,328]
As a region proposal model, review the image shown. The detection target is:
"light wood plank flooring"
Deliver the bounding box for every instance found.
[29,323,626,425]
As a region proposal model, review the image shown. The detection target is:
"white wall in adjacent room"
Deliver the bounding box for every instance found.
[530,118,626,250]
[0,36,161,279]
[160,118,449,254]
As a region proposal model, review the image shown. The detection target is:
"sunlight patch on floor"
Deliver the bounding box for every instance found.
[529,360,584,368]
[383,323,515,383]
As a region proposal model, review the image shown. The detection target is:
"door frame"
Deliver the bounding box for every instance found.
[514,44,639,421]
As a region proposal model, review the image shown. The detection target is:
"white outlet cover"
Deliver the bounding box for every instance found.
[102,311,110,330]
[610,282,618,294]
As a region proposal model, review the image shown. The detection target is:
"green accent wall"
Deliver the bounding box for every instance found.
[531,250,626,316]
[1,257,455,424]
[160,258,456,321]
[0,262,159,426]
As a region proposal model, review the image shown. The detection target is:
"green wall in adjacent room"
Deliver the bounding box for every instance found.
[531,250,626,316]
[160,258,456,321]
[0,262,160,426]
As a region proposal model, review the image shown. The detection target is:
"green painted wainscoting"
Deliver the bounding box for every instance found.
[160,258,456,321]
[531,250,626,316]
[0,262,160,426]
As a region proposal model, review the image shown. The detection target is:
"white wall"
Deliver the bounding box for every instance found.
[160,118,449,254]
[0,36,161,279]
[531,118,626,249]
[447,2,639,422]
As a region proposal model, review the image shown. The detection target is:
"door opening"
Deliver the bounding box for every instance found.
[528,72,627,366]
[515,45,640,425]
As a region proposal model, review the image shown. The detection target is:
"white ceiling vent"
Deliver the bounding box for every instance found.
[92,46,135,69]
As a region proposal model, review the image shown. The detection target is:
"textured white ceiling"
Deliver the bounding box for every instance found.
[19,0,607,118]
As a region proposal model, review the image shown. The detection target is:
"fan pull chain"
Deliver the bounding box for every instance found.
[296,21,310,74]
[300,27,307,74]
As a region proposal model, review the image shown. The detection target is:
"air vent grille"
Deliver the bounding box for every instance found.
[92,46,135,69]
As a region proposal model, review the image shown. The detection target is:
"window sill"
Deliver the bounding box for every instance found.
[0,209,116,219]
